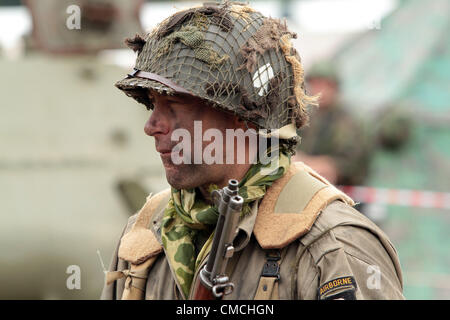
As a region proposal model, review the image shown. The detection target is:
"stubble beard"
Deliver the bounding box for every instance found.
[163,161,213,191]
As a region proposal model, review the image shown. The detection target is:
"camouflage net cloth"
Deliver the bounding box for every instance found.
[116,1,318,154]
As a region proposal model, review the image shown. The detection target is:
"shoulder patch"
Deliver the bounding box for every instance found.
[318,276,357,299]
[118,188,170,265]
[321,288,357,300]
[254,162,354,249]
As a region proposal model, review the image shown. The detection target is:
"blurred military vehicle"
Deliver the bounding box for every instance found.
[332,0,450,299]
[0,0,168,299]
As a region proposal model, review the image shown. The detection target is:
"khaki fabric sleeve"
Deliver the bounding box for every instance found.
[296,226,404,300]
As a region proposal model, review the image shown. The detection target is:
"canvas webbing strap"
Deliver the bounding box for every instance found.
[254,249,287,300]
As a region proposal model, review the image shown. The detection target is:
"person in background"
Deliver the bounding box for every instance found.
[294,61,372,188]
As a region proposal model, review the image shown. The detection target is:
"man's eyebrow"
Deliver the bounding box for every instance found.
[165,97,192,105]
[166,95,184,101]
[147,92,187,103]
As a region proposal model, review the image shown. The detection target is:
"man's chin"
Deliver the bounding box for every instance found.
[164,167,190,190]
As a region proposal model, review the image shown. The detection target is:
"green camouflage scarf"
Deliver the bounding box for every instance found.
[161,151,291,298]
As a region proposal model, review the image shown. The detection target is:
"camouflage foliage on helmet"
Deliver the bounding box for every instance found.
[116,2,317,137]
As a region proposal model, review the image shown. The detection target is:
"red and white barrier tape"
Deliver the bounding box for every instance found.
[338,186,450,210]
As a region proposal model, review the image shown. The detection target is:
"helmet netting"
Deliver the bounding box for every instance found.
[116,2,318,134]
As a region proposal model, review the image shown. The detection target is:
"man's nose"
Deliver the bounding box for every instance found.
[144,106,170,137]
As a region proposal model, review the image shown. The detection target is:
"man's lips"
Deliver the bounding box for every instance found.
[156,146,174,154]
[156,143,184,162]
[157,148,175,163]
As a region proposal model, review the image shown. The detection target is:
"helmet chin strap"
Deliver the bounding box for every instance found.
[128,68,193,96]
[257,123,297,140]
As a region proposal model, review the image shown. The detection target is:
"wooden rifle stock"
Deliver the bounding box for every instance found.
[192,275,217,300]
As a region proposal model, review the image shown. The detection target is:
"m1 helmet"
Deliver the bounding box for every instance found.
[116,1,317,148]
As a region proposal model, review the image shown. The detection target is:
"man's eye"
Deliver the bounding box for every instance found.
[146,101,154,111]
[147,97,155,110]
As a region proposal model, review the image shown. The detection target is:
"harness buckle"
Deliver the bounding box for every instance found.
[261,251,281,280]
[127,68,140,77]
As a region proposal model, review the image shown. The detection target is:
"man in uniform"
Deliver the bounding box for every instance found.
[294,61,371,187]
[101,2,404,300]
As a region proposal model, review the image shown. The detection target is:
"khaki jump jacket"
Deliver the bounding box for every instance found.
[101,162,404,300]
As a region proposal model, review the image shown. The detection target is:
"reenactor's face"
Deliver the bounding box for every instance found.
[307,78,338,109]
[144,90,244,191]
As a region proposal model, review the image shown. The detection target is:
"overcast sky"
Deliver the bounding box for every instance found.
[0,0,397,65]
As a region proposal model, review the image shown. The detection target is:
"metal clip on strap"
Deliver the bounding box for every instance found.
[254,250,282,300]
[261,251,281,280]
[127,68,140,77]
